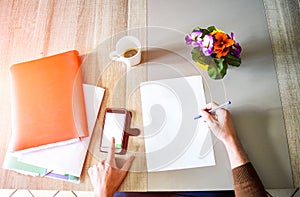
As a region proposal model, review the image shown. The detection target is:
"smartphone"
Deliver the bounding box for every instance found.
[100,108,129,154]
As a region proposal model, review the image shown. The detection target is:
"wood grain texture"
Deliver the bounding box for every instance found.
[121,0,148,192]
[262,0,300,187]
[0,0,130,190]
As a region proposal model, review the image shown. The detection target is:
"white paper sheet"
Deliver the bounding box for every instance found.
[18,84,105,176]
[140,75,215,172]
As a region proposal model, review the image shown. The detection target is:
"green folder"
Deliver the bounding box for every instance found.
[3,154,47,176]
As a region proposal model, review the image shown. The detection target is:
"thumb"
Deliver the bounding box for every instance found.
[121,155,135,171]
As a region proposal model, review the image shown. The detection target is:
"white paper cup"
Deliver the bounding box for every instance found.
[109,36,141,67]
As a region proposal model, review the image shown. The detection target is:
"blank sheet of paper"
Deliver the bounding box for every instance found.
[140,75,215,172]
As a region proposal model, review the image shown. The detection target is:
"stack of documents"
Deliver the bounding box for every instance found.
[3,84,105,183]
[3,51,105,183]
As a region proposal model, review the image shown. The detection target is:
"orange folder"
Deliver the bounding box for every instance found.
[9,50,88,152]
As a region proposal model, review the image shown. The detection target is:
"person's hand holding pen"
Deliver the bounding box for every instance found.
[88,137,135,197]
[200,102,267,196]
[200,102,236,143]
[200,102,249,169]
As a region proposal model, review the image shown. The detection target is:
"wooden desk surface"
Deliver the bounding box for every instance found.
[0,0,147,191]
[0,0,299,191]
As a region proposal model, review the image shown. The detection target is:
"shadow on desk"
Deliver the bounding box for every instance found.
[114,191,235,197]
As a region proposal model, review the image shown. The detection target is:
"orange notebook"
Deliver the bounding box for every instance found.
[9,50,88,152]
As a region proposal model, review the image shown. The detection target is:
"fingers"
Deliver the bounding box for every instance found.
[200,103,217,123]
[89,164,98,175]
[88,164,97,187]
[121,155,135,171]
[200,110,214,125]
[201,112,216,131]
[88,166,93,177]
[201,102,218,111]
[107,137,116,166]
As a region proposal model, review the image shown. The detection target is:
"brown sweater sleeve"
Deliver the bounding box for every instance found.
[232,162,267,197]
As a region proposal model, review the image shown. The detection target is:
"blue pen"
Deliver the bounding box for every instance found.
[194,100,232,120]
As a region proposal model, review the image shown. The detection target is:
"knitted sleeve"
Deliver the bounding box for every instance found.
[232,162,267,197]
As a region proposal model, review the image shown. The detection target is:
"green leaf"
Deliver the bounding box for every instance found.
[207,66,217,79]
[193,27,201,32]
[220,62,228,77]
[207,59,228,80]
[225,54,241,67]
[207,26,217,33]
[200,29,210,36]
[191,47,202,62]
[191,48,215,69]
[214,58,224,65]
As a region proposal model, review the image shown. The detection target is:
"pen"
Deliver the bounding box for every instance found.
[194,100,232,120]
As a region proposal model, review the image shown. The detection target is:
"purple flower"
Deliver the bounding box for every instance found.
[185,30,203,48]
[230,32,235,40]
[202,34,214,56]
[230,32,242,58]
[230,42,242,58]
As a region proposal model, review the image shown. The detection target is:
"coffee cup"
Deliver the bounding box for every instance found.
[109,36,141,67]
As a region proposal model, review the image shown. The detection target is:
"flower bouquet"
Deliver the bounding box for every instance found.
[185,26,242,79]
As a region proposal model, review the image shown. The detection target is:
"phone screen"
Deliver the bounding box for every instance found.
[101,111,126,152]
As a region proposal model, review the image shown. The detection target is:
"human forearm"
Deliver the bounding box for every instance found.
[223,135,249,169]
[200,103,266,196]
[223,133,266,196]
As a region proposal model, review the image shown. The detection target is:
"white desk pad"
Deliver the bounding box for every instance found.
[140,75,215,172]
[147,0,293,190]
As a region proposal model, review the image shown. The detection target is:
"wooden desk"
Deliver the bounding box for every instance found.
[0,0,147,191]
[0,0,299,191]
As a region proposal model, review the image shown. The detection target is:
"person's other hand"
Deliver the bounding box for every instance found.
[88,137,135,197]
[200,102,237,144]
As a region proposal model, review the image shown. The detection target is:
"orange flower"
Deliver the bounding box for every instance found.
[212,32,234,58]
